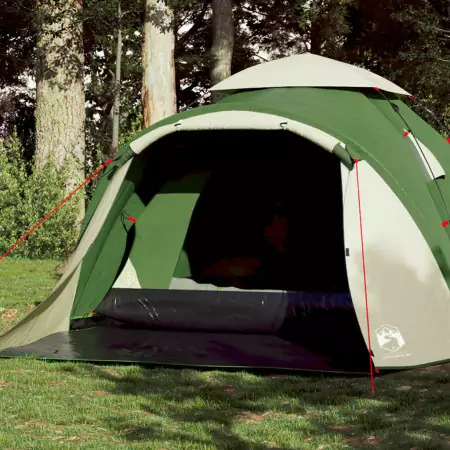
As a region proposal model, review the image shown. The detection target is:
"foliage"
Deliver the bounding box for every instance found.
[0,0,448,261]
[0,90,35,162]
[342,0,450,132]
[238,0,352,58]
[0,0,35,88]
[0,0,36,156]
[118,102,144,147]
[237,0,449,133]
[0,130,28,254]
[84,0,145,160]
[0,131,80,259]
[1,0,448,152]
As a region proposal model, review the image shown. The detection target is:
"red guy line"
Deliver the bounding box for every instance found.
[0,159,114,262]
[353,158,376,395]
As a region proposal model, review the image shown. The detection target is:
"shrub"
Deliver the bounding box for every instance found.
[0,131,80,259]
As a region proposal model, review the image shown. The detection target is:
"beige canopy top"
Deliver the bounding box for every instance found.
[211,52,410,96]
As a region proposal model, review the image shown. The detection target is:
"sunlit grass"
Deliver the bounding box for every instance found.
[0,259,450,448]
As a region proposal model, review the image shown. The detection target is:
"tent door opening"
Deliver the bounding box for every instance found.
[85,130,369,372]
[177,132,348,293]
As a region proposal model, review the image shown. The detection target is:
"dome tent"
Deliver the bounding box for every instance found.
[2,53,450,374]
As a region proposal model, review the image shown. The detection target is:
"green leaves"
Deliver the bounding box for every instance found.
[0,132,80,259]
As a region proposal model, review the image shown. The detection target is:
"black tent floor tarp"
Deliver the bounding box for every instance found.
[0,327,370,374]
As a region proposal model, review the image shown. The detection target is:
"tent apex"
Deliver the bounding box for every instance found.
[211,53,410,96]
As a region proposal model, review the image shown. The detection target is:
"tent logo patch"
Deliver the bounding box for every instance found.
[125,272,136,287]
[375,325,405,353]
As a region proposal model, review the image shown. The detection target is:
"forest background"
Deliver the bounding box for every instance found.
[0,0,448,259]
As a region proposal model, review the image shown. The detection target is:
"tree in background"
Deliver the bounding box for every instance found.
[142,0,177,126]
[342,0,449,133]
[210,0,234,102]
[111,0,123,155]
[83,0,143,156]
[34,0,85,183]
[0,0,37,161]
[0,0,448,259]
[1,0,448,171]
[239,0,448,133]
[0,0,84,258]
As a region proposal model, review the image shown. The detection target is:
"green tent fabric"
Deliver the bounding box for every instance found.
[2,53,450,374]
[126,172,211,289]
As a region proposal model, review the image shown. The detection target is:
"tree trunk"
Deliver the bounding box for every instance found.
[142,0,177,128]
[35,0,85,217]
[112,1,123,155]
[210,0,234,103]
[310,22,322,55]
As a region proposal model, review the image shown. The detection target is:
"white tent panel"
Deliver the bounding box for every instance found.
[341,162,450,368]
[211,53,410,96]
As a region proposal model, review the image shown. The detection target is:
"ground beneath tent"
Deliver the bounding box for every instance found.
[0,327,369,374]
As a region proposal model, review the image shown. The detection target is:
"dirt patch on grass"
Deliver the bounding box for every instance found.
[327,425,356,431]
[0,307,22,334]
[40,436,80,441]
[0,308,17,323]
[236,411,271,423]
[92,390,109,397]
[15,419,51,430]
[102,369,121,380]
[343,436,382,446]
[15,420,109,440]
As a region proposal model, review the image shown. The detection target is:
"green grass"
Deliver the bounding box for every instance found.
[1,259,450,449]
[0,259,60,333]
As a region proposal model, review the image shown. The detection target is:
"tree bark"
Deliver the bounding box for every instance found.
[210,0,234,103]
[142,0,177,128]
[310,21,322,55]
[35,0,85,217]
[112,1,122,155]
[35,1,85,179]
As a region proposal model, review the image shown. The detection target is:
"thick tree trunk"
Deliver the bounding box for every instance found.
[142,0,177,127]
[112,1,122,155]
[210,0,234,103]
[35,0,85,217]
[35,1,85,178]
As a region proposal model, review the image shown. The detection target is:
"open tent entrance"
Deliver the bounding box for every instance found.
[175,131,348,293]
[81,129,369,373]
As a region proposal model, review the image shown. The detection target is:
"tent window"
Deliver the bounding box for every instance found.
[406,131,445,180]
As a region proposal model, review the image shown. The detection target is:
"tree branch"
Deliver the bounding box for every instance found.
[178,0,209,45]
[434,26,450,34]
[240,6,268,18]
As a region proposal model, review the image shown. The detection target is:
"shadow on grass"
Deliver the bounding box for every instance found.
[74,362,450,449]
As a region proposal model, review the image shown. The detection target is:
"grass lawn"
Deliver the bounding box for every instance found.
[1,259,450,449]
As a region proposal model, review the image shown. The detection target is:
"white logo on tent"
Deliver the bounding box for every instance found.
[112,259,141,289]
[125,272,135,287]
[375,325,405,353]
